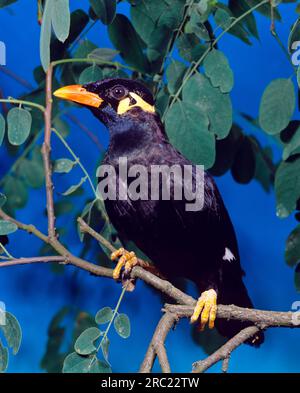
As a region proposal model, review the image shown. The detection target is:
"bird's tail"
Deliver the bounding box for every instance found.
[197,278,264,347]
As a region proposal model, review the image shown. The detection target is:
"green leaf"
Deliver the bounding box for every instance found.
[183,73,232,139]
[286,225,300,267]
[259,79,295,135]
[74,327,101,356]
[101,336,110,361]
[114,313,130,339]
[214,5,251,45]
[89,0,116,25]
[89,359,112,373]
[74,39,98,59]
[0,221,18,236]
[166,60,187,95]
[108,14,149,73]
[22,159,44,189]
[229,0,259,40]
[156,88,170,117]
[165,101,215,169]
[40,0,53,72]
[3,177,28,210]
[0,114,5,146]
[283,125,300,160]
[245,0,281,20]
[63,352,93,373]
[52,0,70,43]
[185,12,210,40]
[0,312,22,354]
[7,107,32,146]
[0,194,6,209]
[62,177,87,196]
[231,137,256,184]
[195,0,213,23]
[0,340,8,373]
[88,48,119,62]
[78,65,103,85]
[177,34,207,63]
[204,49,234,93]
[54,158,76,174]
[275,158,300,218]
[214,8,231,30]
[95,307,113,325]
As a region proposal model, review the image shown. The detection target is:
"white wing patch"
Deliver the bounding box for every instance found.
[223,247,236,262]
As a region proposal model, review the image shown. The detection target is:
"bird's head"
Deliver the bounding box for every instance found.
[54,78,157,127]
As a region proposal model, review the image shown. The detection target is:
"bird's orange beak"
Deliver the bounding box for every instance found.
[53,85,104,108]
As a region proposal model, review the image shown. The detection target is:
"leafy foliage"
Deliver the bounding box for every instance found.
[1,0,300,373]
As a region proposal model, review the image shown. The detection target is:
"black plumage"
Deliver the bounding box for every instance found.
[54,78,264,346]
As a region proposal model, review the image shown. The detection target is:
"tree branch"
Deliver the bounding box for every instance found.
[140,312,177,373]
[192,326,260,373]
[42,64,56,239]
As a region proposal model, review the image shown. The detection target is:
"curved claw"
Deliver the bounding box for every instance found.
[190,289,217,331]
[111,248,138,280]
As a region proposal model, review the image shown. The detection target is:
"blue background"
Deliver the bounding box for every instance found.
[0,0,300,373]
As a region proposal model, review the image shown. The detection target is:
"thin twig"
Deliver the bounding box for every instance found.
[42,64,56,239]
[0,256,66,268]
[192,326,260,373]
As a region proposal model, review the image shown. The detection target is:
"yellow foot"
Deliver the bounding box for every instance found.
[190,289,217,331]
[111,248,138,280]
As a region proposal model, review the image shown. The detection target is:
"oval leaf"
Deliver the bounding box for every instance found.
[165,100,215,169]
[79,65,103,85]
[89,0,116,25]
[52,0,70,43]
[40,0,53,72]
[259,79,295,135]
[95,307,113,325]
[0,221,18,236]
[63,352,93,373]
[88,48,119,61]
[108,14,149,73]
[54,158,76,174]
[183,73,232,139]
[204,49,234,93]
[62,176,87,196]
[74,327,101,355]
[7,107,32,146]
[114,313,130,339]
[0,312,22,354]
[275,158,300,218]
[285,225,300,267]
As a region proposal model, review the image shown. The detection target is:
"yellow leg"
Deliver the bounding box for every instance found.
[190,289,217,331]
[111,248,138,280]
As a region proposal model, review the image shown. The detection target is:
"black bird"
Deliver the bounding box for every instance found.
[54,78,264,345]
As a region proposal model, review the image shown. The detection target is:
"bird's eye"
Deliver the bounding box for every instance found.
[112,85,126,100]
